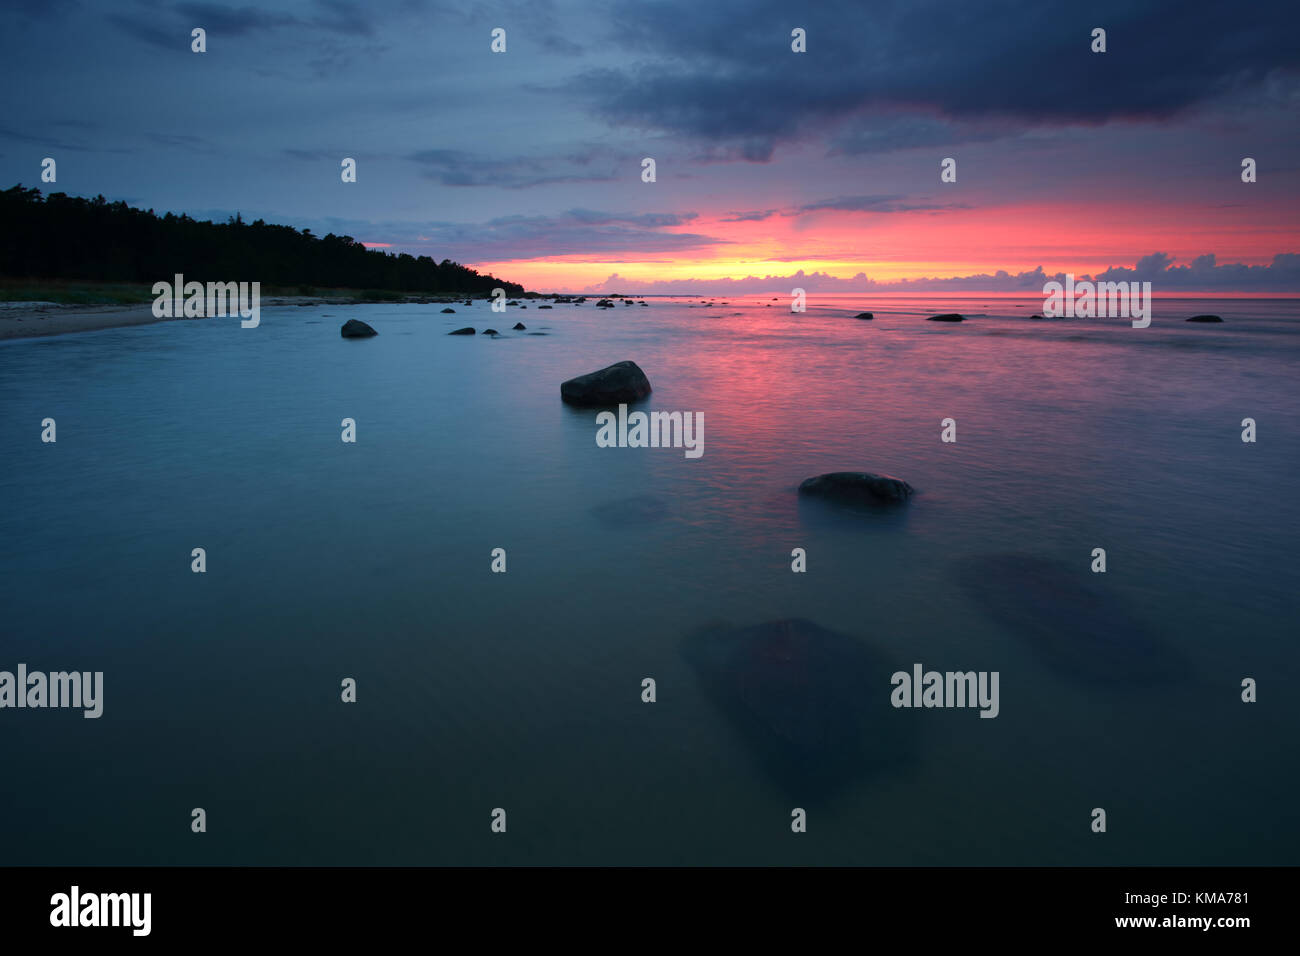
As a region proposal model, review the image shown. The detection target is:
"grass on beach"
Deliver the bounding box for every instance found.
[0,279,155,305]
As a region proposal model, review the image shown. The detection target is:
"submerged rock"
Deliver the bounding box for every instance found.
[1029,314,1046,320]
[681,618,914,799]
[799,471,914,504]
[952,553,1186,684]
[340,319,377,338]
[926,313,964,322]
[560,360,652,406]
[538,305,553,309]
[1186,314,1223,323]
[447,327,475,335]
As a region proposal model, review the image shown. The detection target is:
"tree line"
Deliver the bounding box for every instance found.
[0,185,525,295]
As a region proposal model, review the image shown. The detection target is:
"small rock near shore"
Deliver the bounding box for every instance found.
[340,318,378,338]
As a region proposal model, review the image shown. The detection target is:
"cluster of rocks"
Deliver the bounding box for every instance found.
[340,326,923,517]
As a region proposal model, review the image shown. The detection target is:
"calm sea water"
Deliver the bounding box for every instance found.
[1,293,1297,865]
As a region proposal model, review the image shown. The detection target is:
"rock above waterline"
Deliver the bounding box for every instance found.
[512,322,526,330]
[1186,314,1224,323]
[560,360,652,406]
[447,327,475,335]
[441,307,456,313]
[482,328,499,335]
[799,471,914,504]
[855,312,874,320]
[926,313,964,322]
[340,319,378,337]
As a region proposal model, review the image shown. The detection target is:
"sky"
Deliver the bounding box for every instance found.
[1,0,1298,293]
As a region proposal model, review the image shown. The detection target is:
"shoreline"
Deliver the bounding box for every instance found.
[0,295,453,341]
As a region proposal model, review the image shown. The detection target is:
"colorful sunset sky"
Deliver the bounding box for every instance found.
[2,0,1297,292]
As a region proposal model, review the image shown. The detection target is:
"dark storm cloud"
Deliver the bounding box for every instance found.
[424,208,720,258]
[796,195,967,214]
[287,208,722,260]
[829,115,1030,156]
[171,4,303,35]
[146,132,219,151]
[107,0,375,50]
[6,0,79,19]
[574,0,1300,148]
[720,209,778,222]
[407,147,635,188]
[0,124,108,152]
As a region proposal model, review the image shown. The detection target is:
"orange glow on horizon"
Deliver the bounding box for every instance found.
[463,197,1299,292]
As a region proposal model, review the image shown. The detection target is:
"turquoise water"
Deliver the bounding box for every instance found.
[1,294,1297,865]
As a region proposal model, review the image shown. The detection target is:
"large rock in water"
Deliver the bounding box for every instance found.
[447,327,475,335]
[926,313,964,322]
[340,318,377,338]
[1186,314,1223,323]
[560,360,652,406]
[952,553,1186,685]
[799,471,914,504]
[855,312,874,320]
[681,618,914,800]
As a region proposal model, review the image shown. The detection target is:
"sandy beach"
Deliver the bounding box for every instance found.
[0,296,386,341]
[0,301,183,340]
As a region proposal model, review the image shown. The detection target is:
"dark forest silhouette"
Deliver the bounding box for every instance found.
[0,185,525,295]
